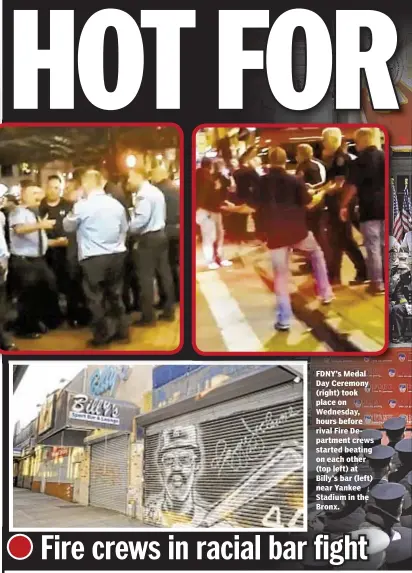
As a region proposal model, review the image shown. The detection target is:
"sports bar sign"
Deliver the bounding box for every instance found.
[68,394,120,426]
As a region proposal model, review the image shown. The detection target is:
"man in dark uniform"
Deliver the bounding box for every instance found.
[341,128,386,295]
[233,148,261,241]
[39,175,73,322]
[319,127,367,285]
[360,429,383,448]
[365,445,395,488]
[384,417,406,470]
[389,439,412,485]
[390,270,412,343]
[364,482,412,569]
[151,166,180,305]
[321,473,373,534]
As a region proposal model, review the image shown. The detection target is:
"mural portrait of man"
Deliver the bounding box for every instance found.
[144,425,211,527]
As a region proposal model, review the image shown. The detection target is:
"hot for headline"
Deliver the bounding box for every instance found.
[42,534,368,566]
[14,9,398,111]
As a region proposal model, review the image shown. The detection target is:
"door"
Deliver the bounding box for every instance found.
[89,435,129,514]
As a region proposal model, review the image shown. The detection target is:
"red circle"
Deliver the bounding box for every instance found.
[7,534,33,560]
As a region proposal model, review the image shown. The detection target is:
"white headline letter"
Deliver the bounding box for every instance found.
[267,9,332,110]
[78,9,144,110]
[219,10,269,109]
[336,10,398,109]
[14,10,74,109]
[141,10,196,109]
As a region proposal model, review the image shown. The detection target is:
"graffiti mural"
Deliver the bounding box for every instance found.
[143,401,304,529]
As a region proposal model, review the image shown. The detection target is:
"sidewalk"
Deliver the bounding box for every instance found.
[13,488,147,528]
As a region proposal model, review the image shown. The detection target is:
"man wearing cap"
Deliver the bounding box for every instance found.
[144,426,209,527]
[384,417,406,470]
[365,445,395,488]
[389,439,412,485]
[322,474,372,534]
[362,482,412,568]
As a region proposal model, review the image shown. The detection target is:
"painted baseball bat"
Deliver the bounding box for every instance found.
[199,443,304,528]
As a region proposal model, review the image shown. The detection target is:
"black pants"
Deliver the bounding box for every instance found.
[66,256,90,326]
[136,230,174,322]
[0,277,12,349]
[80,252,127,342]
[157,226,180,305]
[11,255,61,334]
[325,216,367,283]
[123,239,140,312]
[391,304,409,341]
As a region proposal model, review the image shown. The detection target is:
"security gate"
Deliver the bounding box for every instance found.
[143,381,305,528]
[89,434,129,514]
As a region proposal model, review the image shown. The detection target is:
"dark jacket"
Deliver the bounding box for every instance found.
[155,179,180,238]
[196,168,225,213]
[258,167,311,249]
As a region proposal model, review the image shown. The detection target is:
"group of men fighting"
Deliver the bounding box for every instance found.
[0,166,180,350]
[196,127,385,332]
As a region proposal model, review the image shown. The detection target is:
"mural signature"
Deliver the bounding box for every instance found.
[210,407,300,476]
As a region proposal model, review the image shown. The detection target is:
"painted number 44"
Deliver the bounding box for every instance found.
[262,506,304,528]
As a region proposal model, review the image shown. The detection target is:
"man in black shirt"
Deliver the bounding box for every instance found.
[39,175,73,322]
[256,147,333,331]
[320,127,367,285]
[341,128,386,295]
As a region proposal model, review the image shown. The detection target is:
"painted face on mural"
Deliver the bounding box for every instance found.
[161,447,199,503]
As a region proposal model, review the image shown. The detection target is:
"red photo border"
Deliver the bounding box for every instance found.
[192,123,390,357]
[0,122,184,356]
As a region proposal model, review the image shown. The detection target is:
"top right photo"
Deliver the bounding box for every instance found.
[194,125,388,356]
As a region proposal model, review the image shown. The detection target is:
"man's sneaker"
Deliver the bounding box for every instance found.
[208,262,220,270]
[322,295,335,306]
[275,322,290,332]
[220,260,233,267]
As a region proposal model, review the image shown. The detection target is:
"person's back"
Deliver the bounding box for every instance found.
[77,192,126,255]
[153,177,179,228]
[259,167,311,249]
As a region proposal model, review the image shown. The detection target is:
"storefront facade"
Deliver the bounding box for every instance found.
[134,365,305,529]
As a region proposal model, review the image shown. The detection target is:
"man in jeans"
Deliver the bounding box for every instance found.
[340,128,385,295]
[258,148,333,331]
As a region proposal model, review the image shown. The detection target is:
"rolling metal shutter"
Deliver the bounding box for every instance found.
[143,381,304,528]
[89,435,129,514]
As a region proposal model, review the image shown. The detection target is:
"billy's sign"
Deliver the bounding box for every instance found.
[68,394,120,426]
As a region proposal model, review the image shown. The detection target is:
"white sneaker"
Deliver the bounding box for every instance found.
[208,262,220,271]
[219,260,233,267]
[322,295,335,305]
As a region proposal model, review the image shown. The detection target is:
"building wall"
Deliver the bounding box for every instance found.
[77,446,91,506]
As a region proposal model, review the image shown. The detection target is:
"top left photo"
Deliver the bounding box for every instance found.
[0,124,182,354]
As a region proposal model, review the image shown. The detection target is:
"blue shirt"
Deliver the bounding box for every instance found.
[8,205,48,257]
[0,212,9,260]
[129,181,166,235]
[63,190,127,261]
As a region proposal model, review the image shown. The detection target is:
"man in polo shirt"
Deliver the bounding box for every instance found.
[9,179,61,339]
[63,169,129,346]
[128,167,175,326]
[340,128,386,295]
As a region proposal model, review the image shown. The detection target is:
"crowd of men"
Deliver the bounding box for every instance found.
[0,165,180,350]
[308,417,412,568]
[196,127,386,332]
[389,241,412,344]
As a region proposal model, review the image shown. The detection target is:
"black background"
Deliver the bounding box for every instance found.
[2,3,409,571]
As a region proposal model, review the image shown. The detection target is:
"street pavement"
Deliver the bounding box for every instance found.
[13,488,147,528]
[13,308,180,352]
[196,241,386,353]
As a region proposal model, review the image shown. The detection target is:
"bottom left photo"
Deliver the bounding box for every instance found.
[11,361,307,531]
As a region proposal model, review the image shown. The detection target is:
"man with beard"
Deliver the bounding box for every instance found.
[144,426,208,527]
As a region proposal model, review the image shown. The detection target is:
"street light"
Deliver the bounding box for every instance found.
[125,154,137,168]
